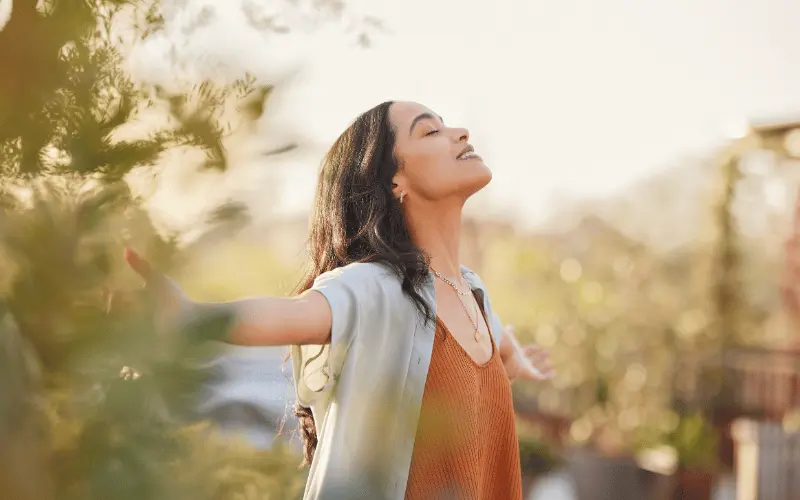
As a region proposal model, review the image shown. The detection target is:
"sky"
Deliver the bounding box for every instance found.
[297,0,800,226]
[6,0,800,230]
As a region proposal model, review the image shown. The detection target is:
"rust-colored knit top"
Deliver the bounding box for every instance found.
[404,316,523,500]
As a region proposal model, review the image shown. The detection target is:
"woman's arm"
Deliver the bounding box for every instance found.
[498,325,518,363]
[189,290,332,346]
[498,324,554,382]
[124,248,333,347]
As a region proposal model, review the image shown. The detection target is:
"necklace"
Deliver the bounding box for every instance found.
[430,266,481,341]
[430,268,471,296]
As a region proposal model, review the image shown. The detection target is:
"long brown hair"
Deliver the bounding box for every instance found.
[293,101,433,465]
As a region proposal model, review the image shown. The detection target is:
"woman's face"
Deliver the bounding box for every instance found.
[389,101,491,204]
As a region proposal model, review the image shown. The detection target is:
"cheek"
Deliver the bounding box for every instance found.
[405,159,491,200]
[399,143,491,200]
[403,152,457,198]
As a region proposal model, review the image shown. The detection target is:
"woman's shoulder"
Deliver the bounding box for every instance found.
[460,265,488,292]
[314,261,403,293]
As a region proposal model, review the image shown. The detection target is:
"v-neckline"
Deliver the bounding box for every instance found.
[434,290,494,367]
[435,317,496,368]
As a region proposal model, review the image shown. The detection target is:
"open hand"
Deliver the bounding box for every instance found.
[105,248,187,333]
[502,325,555,383]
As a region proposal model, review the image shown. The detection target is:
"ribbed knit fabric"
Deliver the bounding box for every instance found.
[404,316,522,500]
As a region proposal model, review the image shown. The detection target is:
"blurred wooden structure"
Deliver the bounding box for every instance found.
[677,115,800,500]
[722,347,800,420]
[731,419,800,500]
[674,347,800,440]
[674,346,800,499]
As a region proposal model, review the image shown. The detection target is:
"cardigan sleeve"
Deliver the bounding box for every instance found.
[291,263,384,407]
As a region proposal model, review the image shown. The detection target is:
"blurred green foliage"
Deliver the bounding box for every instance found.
[0,1,309,499]
[469,148,767,457]
[668,413,719,469]
[0,0,264,178]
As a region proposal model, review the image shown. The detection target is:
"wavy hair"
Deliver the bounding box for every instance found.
[293,101,433,465]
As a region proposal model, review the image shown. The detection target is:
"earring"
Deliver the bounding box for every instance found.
[399,191,405,204]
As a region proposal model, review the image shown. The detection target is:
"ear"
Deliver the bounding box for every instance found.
[391,175,405,201]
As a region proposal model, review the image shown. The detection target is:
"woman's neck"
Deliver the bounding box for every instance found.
[406,201,464,281]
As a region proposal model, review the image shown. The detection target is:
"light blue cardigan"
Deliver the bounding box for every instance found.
[291,262,504,499]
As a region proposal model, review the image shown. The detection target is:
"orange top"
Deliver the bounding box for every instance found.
[404,317,523,500]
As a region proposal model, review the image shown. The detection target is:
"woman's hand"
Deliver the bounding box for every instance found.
[106,248,189,334]
[500,325,555,383]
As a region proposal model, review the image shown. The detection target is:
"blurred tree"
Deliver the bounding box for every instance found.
[0,0,378,498]
[0,305,52,500]
[479,213,719,456]
[0,177,134,372]
[711,150,744,349]
[0,0,267,180]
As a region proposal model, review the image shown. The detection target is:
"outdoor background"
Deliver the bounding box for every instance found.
[2,1,800,499]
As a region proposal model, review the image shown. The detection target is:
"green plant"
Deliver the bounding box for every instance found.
[635,411,718,476]
[669,413,718,470]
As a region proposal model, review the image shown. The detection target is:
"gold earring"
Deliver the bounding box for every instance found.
[399,191,405,204]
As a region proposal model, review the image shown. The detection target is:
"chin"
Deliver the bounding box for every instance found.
[462,162,492,196]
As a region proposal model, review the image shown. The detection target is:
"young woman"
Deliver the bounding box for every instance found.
[125,101,555,499]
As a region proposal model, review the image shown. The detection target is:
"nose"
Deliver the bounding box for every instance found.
[451,127,469,142]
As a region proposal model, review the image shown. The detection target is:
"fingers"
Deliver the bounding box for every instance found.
[523,344,542,355]
[124,247,153,282]
[523,344,548,362]
[503,328,557,381]
[522,343,555,380]
[534,358,555,377]
[537,367,556,380]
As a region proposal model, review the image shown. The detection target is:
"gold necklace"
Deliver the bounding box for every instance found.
[431,267,481,341]
[430,267,471,296]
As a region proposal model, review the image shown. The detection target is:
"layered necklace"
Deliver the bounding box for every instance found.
[430,267,482,341]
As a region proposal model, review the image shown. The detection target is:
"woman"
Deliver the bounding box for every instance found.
[125,101,555,499]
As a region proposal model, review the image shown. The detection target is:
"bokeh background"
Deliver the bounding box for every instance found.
[2,1,800,499]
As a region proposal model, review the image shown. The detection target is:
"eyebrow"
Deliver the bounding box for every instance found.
[409,112,444,136]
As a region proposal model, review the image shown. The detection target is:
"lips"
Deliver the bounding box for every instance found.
[457,145,480,160]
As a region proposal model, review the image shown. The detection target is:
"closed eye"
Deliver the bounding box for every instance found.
[425,129,439,136]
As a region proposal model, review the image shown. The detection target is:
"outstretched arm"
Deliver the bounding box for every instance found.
[190,291,333,346]
[123,248,332,347]
[498,321,555,383]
